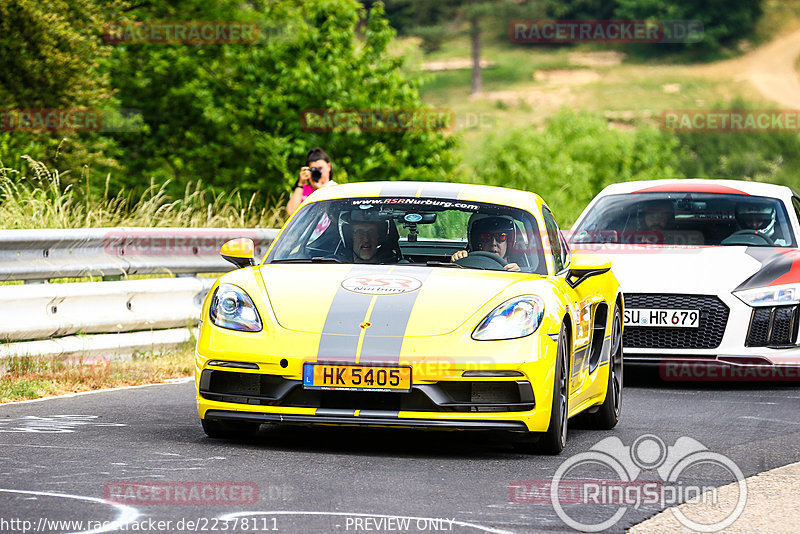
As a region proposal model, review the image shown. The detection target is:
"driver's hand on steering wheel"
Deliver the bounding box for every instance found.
[451,250,521,272]
[451,250,468,262]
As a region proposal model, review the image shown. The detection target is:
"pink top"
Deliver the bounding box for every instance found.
[300,181,337,240]
[300,180,337,202]
[300,184,315,202]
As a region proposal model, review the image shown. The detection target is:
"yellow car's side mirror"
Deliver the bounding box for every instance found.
[567,251,611,288]
[220,238,255,269]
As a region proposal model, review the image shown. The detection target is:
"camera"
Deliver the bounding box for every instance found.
[310,167,323,182]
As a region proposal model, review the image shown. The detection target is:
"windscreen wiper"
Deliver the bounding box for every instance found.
[425,261,464,268]
[270,257,343,264]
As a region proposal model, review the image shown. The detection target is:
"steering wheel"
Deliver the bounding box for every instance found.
[724,229,775,246]
[454,251,508,270]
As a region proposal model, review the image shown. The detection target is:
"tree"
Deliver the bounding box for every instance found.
[380,0,541,95]
[103,0,456,197]
[473,111,683,225]
[0,0,124,175]
[615,0,762,53]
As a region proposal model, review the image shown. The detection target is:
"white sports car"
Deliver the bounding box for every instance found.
[570,179,800,378]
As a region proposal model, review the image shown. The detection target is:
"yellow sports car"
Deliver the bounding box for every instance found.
[195,182,623,454]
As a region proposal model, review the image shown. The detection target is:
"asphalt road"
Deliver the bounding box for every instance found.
[0,372,798,534]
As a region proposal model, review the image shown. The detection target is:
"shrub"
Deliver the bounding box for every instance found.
[472,110,683,226]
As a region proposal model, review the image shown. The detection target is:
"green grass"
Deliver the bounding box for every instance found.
[0,156,286,230]
[0,378,59,400]
[420,46,575,98]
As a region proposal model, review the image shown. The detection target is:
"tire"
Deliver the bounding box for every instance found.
[582,305,623,430]
[201,418,260,439]
[515,322,570,455]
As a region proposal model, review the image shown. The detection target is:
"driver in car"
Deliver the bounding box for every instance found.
[735,201,776,236]
[451,215,521,271]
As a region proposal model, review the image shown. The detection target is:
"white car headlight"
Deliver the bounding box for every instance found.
[472,296,544,341]
[734,284,800,307]
[209,284,262,332]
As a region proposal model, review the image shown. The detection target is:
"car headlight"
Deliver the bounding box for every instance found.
[472,296,545,341]
[734,284,800,307]
[209,284,262,332]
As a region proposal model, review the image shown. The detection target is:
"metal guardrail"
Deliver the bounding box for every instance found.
[0,227,278,360]
[1,277,216,341]
[0,227,277,281]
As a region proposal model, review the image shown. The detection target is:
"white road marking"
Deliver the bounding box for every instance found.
[218,511,515,534]
[0,488,139,534]
[739,415,800,426]
[0,443,81,449]
[0,415,125,433]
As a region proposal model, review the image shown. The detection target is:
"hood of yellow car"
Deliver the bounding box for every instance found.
[257,263,526,337]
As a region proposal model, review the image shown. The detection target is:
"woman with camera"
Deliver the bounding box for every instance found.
[285,147,338,216]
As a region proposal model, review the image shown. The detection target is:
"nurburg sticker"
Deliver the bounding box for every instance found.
[341,275,422,295]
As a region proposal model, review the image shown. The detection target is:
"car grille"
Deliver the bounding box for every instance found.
[745,305,800,347]
[199,369,535,412]
[624,294,729,349]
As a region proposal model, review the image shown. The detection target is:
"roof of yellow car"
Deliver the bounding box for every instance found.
[304,181,546,211]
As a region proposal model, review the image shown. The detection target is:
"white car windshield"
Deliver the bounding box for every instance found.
[572,192,796,247]
[265,197,548,273]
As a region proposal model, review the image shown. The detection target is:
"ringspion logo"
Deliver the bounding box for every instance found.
[510,434,746,532]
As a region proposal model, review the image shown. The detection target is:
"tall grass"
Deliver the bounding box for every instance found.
[0,156,286,229]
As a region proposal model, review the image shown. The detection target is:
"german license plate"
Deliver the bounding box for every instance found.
[624,308,700,328]
[302,363,412,392]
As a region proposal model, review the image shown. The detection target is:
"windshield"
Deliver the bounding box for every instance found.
[572,192,796,247]
[266,197,547,273]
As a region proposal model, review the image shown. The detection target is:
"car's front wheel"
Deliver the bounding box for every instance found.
[514,322,570,455]
[581,305,623,430]
[201,418,261,439]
